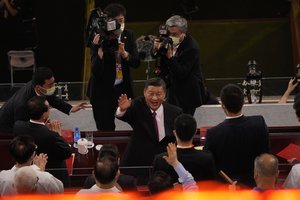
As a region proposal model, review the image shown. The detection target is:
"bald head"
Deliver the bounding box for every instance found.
[14,166,38,194]
[254,153,278,177]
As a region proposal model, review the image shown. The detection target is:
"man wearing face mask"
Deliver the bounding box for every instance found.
[153,15,207,115]
[86,3,140,130]
[13,96,72,187]
[0,67,86,133]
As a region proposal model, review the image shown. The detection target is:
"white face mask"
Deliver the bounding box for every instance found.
[170,36,180,46]
[43,86,56,96]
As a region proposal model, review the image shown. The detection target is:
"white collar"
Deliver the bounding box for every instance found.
[151,104,163,116]
[225,114,243,119]
[30,119,46,126]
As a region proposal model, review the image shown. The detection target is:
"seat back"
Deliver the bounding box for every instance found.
[8,50,36,87]
[8,50,35,68]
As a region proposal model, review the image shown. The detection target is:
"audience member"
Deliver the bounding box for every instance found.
[253,153,279,191]
[86,3,140,130]
[204,83,269,187]
[153,114,216,183]
[148,143,198,195]
[153,15,216,115]
[283,164,300,188]
[83,144,137,191]
[13,96,72,187]
[77,156,121,194]
[282,94,300,188]
[278,77,298,103]
[0,135,63,196]
[13,166,39,194]
[116,77,182,167]
[0,67,86,133]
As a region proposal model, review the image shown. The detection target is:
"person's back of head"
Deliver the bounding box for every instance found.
[27,96,49,120]
[220,84,244,114]
[98,144,119,161]
[14,166,38,194]
[94,156,119,185]
[32,67,53,86]
[148,171,173,195]
[104,3,126,18]
[254,153,279,189]
[174,114,197,142]
[165,15,188,33]
[9,135,36,164]
[144,77,166,92]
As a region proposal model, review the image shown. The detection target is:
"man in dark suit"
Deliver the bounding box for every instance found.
[13,96,72,187]
[86,3,140,130]
[0,67,86,133]
[153,114,216,183]
[153,15,212,115]
[204,84,269,188]
[116,78,182,167]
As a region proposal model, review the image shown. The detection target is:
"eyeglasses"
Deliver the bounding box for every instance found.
[34,145,38,151]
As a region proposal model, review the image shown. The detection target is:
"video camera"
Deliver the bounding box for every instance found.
[157,25,173,56]
[87,8,121,49]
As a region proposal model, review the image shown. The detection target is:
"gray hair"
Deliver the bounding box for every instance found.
[165,15,188,33]
[14,166,38,194]
[254,153,278,177]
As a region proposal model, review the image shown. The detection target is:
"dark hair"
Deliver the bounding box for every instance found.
[94,156,119,184]
[98,144,119,160]
[32,67,53,86]
[144,77,166,92]
[148,171,173,195]
[27,96,48,120]
[220,84,244,113]
[294,93,300,118]
[9,135,36,164]
[104,3,126,18]
[174,114,196,141]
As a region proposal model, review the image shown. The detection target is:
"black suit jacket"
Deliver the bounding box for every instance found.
[87,29,140,103]
[0,81,72,133]
[160,34,206,110]
[117,97,182,166]
[204,115,270,187]
[153,147,217,183]
[86,29,140,130]
[13,121,72,185]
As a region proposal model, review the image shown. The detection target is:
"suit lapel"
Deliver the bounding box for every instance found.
[163,103,172,137]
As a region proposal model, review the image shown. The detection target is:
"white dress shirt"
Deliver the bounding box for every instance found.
[0,165,63,195]
[283,164,300,188]
[116,104,166,141]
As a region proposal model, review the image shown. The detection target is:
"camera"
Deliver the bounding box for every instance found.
[157,25,173,56]
[87,8,121,49]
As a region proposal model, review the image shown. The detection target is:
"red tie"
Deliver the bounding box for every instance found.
[152,111,159,141]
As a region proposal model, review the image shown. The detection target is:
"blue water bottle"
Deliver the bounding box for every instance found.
[73,127,81,148]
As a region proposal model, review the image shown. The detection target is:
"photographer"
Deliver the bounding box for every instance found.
[153,15,207,115]
[86,3,140,130]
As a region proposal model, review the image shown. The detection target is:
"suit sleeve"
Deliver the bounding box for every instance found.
[203,128,212,151]
[165,47,199,80]
[46,95,72,115]
[51,131,72,160]
[123,30,140,68]
[260,116,270,153]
